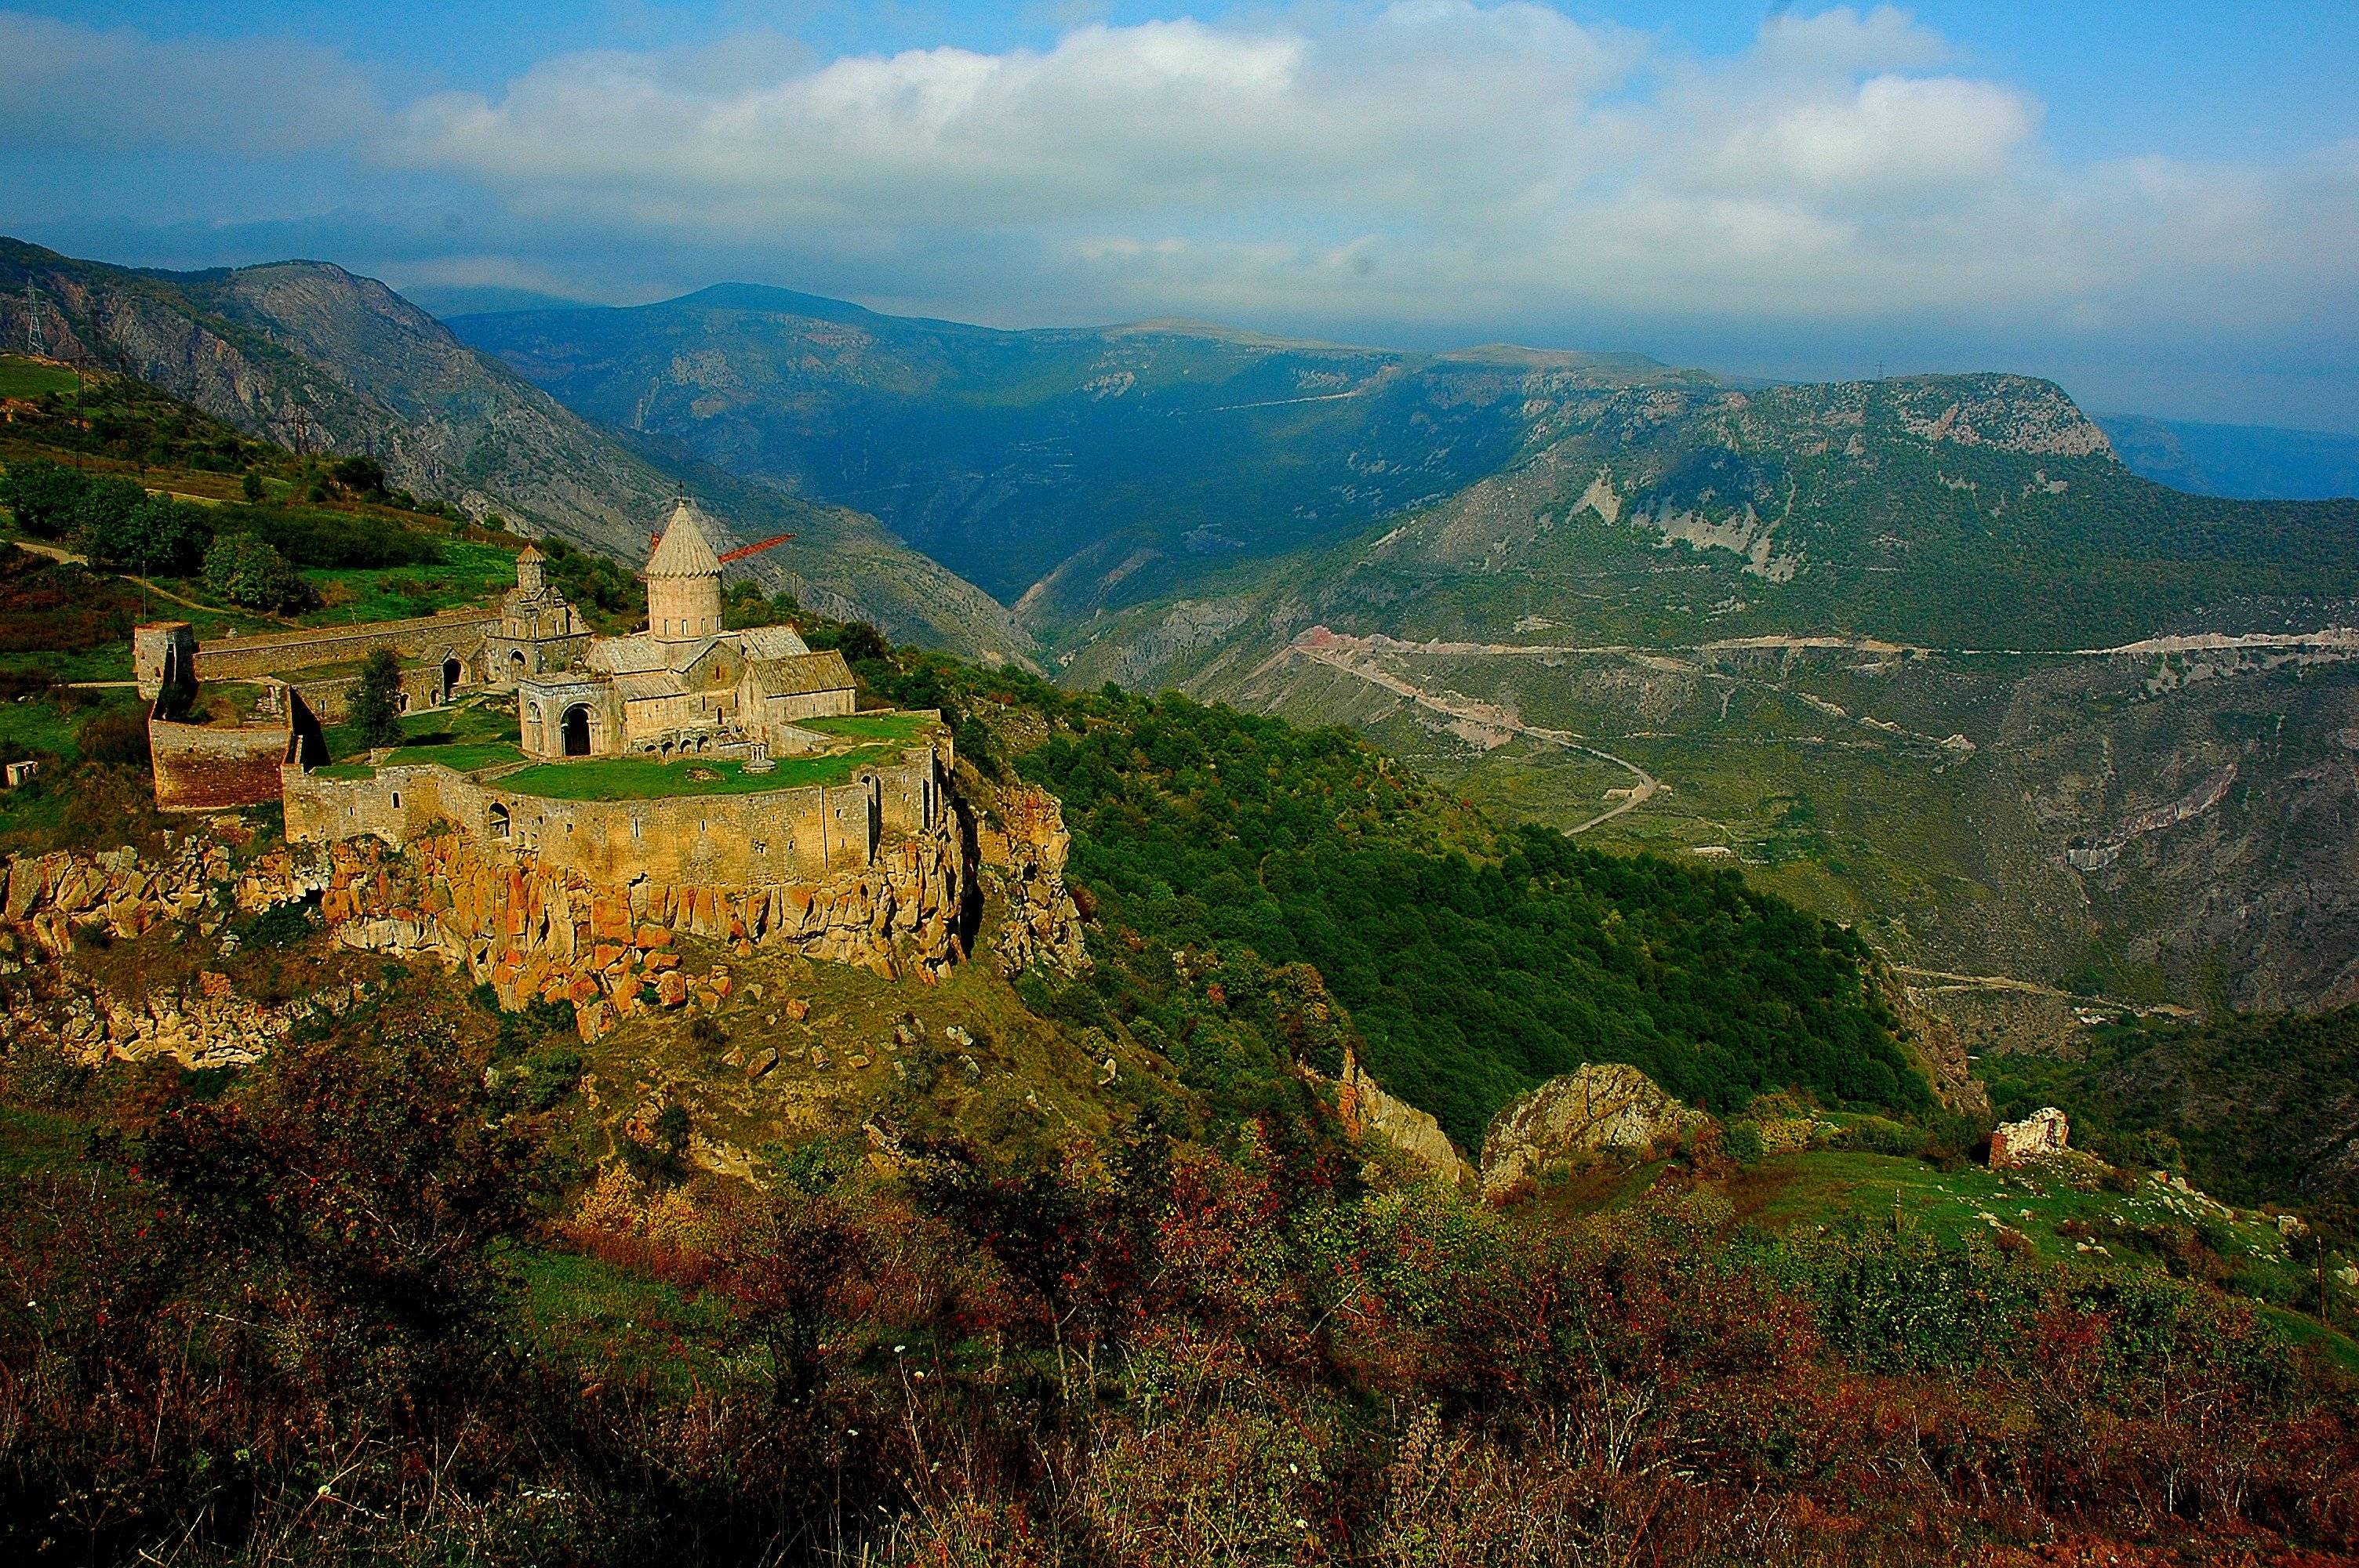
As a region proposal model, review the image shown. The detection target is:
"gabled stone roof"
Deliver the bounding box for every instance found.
[747,649,856,698]
[609,670,690,702]
[585,634,671,675]
[737,623,812,661]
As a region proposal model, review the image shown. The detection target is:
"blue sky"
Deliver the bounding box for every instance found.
[3,2,2355,430]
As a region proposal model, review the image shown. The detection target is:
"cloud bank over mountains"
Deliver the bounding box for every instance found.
[2,3,2354,426]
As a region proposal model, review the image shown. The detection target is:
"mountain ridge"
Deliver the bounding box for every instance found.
[0,238,1027,661]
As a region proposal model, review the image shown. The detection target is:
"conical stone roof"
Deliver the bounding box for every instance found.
[646,499,723,578]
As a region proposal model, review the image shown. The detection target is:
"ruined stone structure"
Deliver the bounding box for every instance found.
[147,677,325,811]
[1990,1106,2071,1167]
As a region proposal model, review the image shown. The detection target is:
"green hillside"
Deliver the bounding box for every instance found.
[2,598,2355,1566]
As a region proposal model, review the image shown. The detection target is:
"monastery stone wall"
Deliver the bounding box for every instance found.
[285,744,948,890]
[192,608,498,681]
[150,714,294,811]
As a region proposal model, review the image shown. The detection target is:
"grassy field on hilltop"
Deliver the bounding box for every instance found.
[501,745,900,800]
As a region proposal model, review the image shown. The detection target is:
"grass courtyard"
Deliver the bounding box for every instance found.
[500,745,899,800]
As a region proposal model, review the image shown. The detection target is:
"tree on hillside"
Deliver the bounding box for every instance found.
[329,455,387,498]
[0,457,87,538]
[203,532,317,614]
[349,648,405,749]
[240,469,265,503]
[78,490,210,575]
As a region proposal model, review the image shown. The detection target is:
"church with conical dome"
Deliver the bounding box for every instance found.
[512,499,856,760]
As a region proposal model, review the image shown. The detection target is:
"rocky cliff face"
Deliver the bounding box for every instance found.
[320,826,969,1037]
[973,782,1089,977]
[1990,1106,2071,1168]
[1478,1063,1707,1201]
[2,836,370,1069]
[1335,1046,1474,1189]
[1,794,980,1055]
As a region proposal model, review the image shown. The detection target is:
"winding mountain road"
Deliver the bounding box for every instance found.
[1285,633,1659,834]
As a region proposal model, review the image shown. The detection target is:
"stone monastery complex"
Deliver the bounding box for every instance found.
[112,503,1056,1002]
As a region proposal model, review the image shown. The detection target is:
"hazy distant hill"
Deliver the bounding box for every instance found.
[452,284,1706,627]
[0,240,1024,659]
[2099,412,2359,500]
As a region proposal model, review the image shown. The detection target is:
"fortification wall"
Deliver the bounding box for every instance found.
[294,663,453,724]
[150,715,293,811]
[284,745,946,887]
[194,608,498,681]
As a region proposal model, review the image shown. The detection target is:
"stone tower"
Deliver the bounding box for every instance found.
[646,499,723,643]
[514,543,546,595]
[133,622,198,701]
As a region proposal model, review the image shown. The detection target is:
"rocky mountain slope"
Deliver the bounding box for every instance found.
[448,284,2359,1032]
[452,283,1704,630]
[0,240,1024,659]
[1022,376,2359,1030]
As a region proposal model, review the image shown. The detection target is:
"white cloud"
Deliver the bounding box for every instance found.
[0,10,377,155]
[5,2,2355,386]
[362,1,2357,336]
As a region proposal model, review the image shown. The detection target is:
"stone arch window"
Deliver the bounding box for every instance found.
[391,791,402,809]
[489,802,511,839]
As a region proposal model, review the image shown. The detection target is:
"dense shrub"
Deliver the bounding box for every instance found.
[0,456,85,537]
[202,531,318,612]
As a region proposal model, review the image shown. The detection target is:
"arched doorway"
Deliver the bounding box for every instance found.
[441,657,462,704]
[489,803,511,839]
[562,705,591,757]
[509,650,527,682]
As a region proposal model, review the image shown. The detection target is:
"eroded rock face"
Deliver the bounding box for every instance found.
[1479,1063,1706,1201]
[315,825,970,1038]
[976,784,1088,977]
[1336,1047,1474,1189]
[1990,1106,2070,1168]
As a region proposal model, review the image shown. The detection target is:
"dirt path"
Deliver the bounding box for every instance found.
[10,538,291,624]
[1286,634,1660,834]
[1298,624,2359,662]
[1892,965,2197,1018]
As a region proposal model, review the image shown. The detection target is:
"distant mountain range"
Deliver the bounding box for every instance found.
[449,284,1703,627]
[0,240,1026,659]
[2099,412,2359,500]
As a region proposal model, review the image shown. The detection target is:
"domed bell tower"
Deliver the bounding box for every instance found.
[645,499,725,643]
